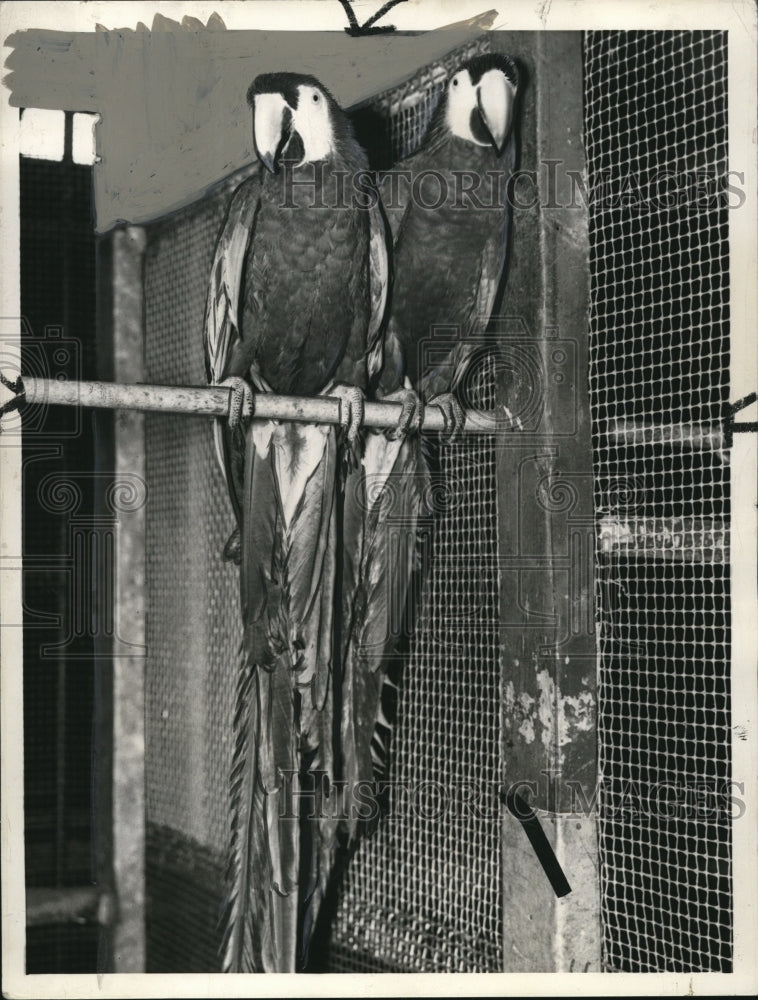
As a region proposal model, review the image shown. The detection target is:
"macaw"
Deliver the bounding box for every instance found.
[379,52,519,412]
[339,53,520,839]
[203,71,390,973]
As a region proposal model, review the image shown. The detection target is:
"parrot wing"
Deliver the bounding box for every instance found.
[204,170,264,386]
[203,171,263,525]
[423,137,516,402]
[365,195,392,381]
[422,229,507,401]
[378,161,413,244]
[374,172,413,396]
[469,131,516,336]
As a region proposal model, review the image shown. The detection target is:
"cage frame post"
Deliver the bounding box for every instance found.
[103,225,148,972]
[496,30,600,973]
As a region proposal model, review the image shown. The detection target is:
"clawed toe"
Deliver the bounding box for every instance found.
[382,385,423,440]
[220,376,254,431]
[331,384,365,460]
[430,392,465,440]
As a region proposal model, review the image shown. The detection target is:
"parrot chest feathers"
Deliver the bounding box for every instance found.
[240,168,371,396]
[389,136,512,367]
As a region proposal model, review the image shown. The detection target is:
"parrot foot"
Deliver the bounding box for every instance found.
[429,392,465,441]
[331,384,365,469]
[220,376,254,430]
[381,382,423,440]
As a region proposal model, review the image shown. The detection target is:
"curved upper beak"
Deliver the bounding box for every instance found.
[476,70,515,156]
[253,92,292,173]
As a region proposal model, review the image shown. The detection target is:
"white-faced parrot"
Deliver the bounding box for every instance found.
[339,53,520,841]
[380,52,519,411]
[203,72,390,973]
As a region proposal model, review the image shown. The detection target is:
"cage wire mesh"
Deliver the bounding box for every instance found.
[585,31,732,972]
[326,360,503,973]
[143,168,254,971]
[142,35,506,973]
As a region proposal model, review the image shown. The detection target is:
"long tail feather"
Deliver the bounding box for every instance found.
[221,420,340,972]
[340,432,429,841]
[221,644,263,972]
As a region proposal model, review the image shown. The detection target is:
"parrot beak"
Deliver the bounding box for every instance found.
[253,92,292,174]
[476,69,514,156]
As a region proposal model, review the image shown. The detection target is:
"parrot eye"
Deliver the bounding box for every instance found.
[452,78,459,87]
[313,93,320,103]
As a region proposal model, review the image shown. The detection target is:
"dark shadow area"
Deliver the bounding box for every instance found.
[20,130,114,973]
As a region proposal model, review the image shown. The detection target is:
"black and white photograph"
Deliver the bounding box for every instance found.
[1,1,756,995]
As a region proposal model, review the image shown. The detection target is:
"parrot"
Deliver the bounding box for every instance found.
[203,71,392,973]
[338,52,521,841]
[378,52,520,414]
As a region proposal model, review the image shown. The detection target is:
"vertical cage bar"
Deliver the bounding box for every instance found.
[110,226,148,971]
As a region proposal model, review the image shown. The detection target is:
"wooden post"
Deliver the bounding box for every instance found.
[497,31,600,972]
[109,226,148,972]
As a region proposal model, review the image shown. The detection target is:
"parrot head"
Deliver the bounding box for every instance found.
[248,72,349,173]
[444,53,519,156]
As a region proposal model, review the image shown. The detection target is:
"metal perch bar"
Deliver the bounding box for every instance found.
[11,376,518,434]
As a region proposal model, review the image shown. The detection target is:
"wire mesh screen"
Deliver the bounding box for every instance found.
[144,180,246,857]
[327,365,503,973]
[141,35,506,973]
[584,31,732,971]
[143,172,251,970]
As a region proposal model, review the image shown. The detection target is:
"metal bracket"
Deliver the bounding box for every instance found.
[0,371,25,420]
[725,391,758,448]
[502,788,572,898]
